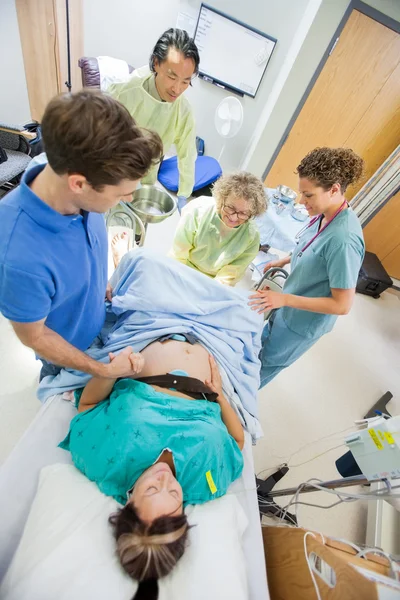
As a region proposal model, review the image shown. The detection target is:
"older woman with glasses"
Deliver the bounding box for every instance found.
[169,172,267,286]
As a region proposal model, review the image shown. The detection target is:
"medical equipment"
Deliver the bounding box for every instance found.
[291,203,309,221]
[106,203,146,246]
[345,414,400,481]
[128,185,176,225]
[273,185,297,204]
[273,186,296,217]
[257,392,400,525]
[106,186,176,246]
[253,267,289,320]
[294,200,347,257]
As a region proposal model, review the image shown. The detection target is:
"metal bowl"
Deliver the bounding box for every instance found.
[275,185,297,203]
[127,185,177,224]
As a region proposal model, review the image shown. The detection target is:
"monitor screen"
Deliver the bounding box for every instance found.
[194,4,277,98]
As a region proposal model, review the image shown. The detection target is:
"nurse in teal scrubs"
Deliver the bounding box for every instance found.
[249,147,365,388]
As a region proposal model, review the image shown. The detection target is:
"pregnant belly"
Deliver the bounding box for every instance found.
[138,340,212,383]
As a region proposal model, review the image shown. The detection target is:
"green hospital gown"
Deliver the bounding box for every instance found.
[169,196,260,286]
[59,379,244,506]
[108,66,196,199]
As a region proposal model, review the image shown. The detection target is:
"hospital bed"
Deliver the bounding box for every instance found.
[0,393,269,599]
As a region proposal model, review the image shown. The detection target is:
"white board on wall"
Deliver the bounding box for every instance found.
[194,4,277,98]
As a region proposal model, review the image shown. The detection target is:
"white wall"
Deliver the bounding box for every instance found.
[246,0,400,178]
[0,0,31,124]
[83,0,400,177]
[84,0,180,68]
[83,0,321,173]
[184,0,322,172]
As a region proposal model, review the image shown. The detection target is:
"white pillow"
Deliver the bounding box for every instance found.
[1,464,248,600]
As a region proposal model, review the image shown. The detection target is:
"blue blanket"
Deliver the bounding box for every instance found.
[38,250,262,418]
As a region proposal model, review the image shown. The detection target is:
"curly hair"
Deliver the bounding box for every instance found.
[296,147,364,193]
[109,502,189,600]
[212,172,267,217]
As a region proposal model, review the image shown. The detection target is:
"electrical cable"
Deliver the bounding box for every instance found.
[303,531,322,600]
[277,478,400,526]
[256,421,371,479]
[289,443,346,468]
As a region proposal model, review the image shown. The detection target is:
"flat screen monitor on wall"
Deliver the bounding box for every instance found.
[194,4,277,98]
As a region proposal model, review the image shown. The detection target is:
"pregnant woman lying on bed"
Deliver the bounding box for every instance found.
[60,336,244,599]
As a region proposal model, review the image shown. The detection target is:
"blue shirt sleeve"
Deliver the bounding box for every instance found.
[326,238,364,289]
[0,264,54,322]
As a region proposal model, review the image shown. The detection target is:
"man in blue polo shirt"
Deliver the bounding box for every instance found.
[0,90,162,381]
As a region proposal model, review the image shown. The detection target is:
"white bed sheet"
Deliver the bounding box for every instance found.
[0,395,268,599]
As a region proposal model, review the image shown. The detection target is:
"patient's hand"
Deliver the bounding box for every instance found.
[105,347,145,378]
[205,355,223,399]
[129,352,145,375]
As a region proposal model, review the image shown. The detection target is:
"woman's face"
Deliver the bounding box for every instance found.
[220,194,252,228]
[298,178,341,216]
[130,463,183,523]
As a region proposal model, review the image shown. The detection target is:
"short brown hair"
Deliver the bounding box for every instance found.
[213,172,267,217]
[297,147,364,193]
[41,90,163,190]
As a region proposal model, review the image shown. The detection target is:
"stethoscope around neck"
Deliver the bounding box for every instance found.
[294,200,348,258]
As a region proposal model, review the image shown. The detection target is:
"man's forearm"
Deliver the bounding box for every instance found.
[21,325,107,377]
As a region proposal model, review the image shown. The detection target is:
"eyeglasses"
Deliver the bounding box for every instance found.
[223,203,253,220]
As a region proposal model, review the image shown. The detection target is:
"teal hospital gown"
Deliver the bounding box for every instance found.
[59,378,244,506]
[260,208,364,388]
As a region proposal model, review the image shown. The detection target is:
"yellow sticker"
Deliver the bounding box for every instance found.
[369,428,384,450]
[206,470,217,494]
[384,431,395,445]
[378,430,385,441]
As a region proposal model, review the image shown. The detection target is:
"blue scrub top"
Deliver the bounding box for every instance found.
[59,378,244,506]
[0,165,108,351]
[281,208,364,339]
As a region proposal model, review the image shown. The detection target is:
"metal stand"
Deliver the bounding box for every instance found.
[364,391,392,419]
[106,202,146,247]
[257,392,394,522]
[257,466,298,525]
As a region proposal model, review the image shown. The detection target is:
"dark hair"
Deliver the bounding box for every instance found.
[296,147,364,193]
[109,502,190,600]
[41,90,163,190]
[149,28,200,75]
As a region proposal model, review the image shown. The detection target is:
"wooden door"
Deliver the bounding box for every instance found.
[15,0,83,121]
[363,190,400,279]
[265,10,400,201]
[16,0,60,121]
